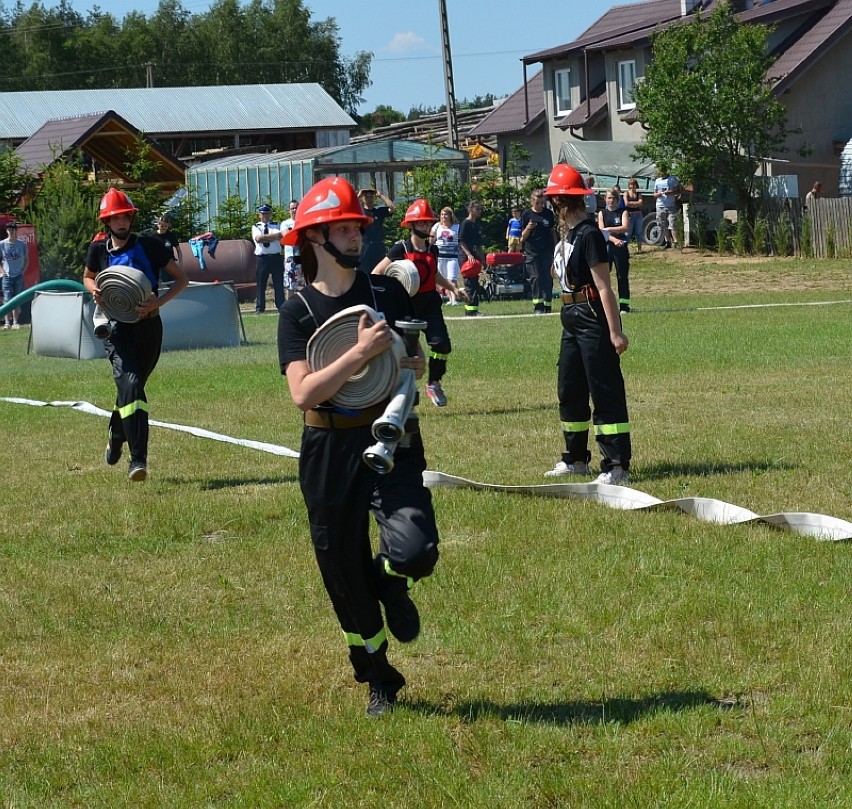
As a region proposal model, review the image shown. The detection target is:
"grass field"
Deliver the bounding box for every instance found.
[1,253,851,807]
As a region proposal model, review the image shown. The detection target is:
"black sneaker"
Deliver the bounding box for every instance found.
[105,441,123,466]
[366,687,397,718]
[128,461,147,482]
[381,588,420,643]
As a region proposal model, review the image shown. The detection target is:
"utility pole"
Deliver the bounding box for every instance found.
[438,0,459,149]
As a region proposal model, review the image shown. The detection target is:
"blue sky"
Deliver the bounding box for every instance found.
[63,0,625,114]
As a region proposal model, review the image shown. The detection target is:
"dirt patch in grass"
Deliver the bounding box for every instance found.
[632,248,852,297]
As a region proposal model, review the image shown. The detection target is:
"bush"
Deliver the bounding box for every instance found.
[733,215,749,256]
[800,213,813,258]
[716,216,732,253]
[753,216,769,256]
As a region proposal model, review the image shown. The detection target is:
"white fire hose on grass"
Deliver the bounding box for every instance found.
[306,304,426,474]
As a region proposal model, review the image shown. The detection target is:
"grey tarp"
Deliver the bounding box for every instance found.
[557,141,657,192]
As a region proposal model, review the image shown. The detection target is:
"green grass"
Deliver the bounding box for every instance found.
[1,255,851,806]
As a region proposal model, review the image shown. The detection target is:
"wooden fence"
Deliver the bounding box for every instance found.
[755,197,852,258]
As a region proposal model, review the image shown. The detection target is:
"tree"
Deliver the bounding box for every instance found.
[632,3,802,227]
[359,105,406,132]
[28,155,100,281]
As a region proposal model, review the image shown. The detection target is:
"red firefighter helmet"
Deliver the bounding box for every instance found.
[98,187,137,221]
[281,177,372,246]
[401,198,437,226]
[543,164,593,196]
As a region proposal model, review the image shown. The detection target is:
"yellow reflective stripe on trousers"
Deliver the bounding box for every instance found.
[594,422,631,435]
[384,558,414,589]
[561,420,590,432]
[117,400,149,419]
[429,349,449,361]
[343,626,387,654]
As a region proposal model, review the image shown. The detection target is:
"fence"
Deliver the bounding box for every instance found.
[748,197,852,258]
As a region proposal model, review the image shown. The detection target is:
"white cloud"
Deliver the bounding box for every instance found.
[386,31,429,55]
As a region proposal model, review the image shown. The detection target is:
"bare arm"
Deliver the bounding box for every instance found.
[285,313,398,410]
[590,261,628,355]
[372,256,391,275]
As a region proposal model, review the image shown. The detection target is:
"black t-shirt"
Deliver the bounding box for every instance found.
[561,221,608,290]
[520,206,556,258]
[361,207,391,246]
[458,218,483,259]
[277,271,414,375]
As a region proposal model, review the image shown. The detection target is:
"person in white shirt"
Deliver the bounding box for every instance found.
[252,204,284,312]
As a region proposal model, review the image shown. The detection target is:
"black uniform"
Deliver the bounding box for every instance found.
[600,207,631,313]
[520,206,556,312]
[552,221,631,473]
[278,271,439,696]
[85,235,173,466]
[458,217,484,316]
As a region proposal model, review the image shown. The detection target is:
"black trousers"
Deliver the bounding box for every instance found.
[556,302,631,472]
[607,242,631,308]
[299,422,439,693]
[525,252,554,309]
[104,316,163,463]
[255,253,284,312]
[412,289,451,384]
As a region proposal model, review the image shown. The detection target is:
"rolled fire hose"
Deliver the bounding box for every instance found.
[306,304,405,409]
[94,268,152,324]
[384,259,420,297]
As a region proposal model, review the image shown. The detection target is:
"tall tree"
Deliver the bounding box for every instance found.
[632,3,802,224]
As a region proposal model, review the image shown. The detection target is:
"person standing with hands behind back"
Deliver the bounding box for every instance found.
[542,164,632,486]
[1,221,28,330]
[598,188,631,314]
[520,189,557,314]
[277,177,440,718]
[253,204,284,313]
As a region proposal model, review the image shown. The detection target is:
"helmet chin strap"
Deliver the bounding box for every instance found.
[411,226,431,240]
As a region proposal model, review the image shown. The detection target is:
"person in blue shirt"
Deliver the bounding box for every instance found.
[506,206,523,252]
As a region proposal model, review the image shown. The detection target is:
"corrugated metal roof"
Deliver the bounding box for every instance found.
[0,83,355,141]
[189,140,468,172]
[469,72,546,137]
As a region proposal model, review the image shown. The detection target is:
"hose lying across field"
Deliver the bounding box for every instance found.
[2,397,850,542]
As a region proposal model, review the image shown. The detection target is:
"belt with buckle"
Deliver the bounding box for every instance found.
[304,402,387,429]
[561,288,591,305]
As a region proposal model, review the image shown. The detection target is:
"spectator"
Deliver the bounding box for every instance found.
[430,207,461,305]
[506,205,523,253]
[374,198,466,408]
[520,189,557,314]
[540,164,632,486]
[82,188,188,482]
[252,204,284,312]
[805,181,823,208]
[623,178,645,252]
[277,176,440,718]
[1,221,28,330]
[584,175,598,220]
[146,213,182,284]
[598,188,631,314]
[458,200,486,317]
[358,188,395,273]
[653,166,681,249]
[281,199,303,301]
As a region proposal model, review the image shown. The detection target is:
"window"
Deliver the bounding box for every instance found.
[554,68,571,116]
[618,60,636,110]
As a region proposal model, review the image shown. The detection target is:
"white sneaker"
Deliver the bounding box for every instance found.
[544,460,590,478]
[595,467,630,485]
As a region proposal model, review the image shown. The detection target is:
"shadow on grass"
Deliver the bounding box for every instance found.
[637,459,798,482]
[161,475,299,489]
[406,689,734,725]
